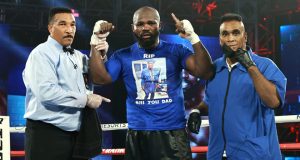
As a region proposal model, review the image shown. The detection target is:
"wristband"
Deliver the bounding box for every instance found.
[181,20,200,45]
[191,109,200,114]
[187,32,200,45]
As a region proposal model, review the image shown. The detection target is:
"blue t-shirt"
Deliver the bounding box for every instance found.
[105,40,193,130]
[204,48,287,160]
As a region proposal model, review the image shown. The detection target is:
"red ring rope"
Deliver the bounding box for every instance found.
[10,143,300,157]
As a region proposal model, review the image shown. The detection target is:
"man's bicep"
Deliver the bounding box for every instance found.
[184,55,197,75]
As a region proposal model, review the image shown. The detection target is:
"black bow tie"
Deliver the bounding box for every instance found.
[63,46,74,55]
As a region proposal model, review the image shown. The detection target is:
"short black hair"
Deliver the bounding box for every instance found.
[220,13,243,23]
[48,7,72,24]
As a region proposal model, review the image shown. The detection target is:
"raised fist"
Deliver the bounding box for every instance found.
[90,20,114,45]
[235,48,256,69]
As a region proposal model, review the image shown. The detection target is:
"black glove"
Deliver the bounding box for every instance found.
[222,44,235,58]
[222,44,255,69]
[187,109,202,134]
[236,48,256,69]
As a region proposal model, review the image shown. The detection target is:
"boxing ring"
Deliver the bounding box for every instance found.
[8,115,300,157]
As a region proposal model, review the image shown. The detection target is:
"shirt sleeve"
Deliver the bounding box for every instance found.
[23,50,87,108]
[177,44,193,69]
[261,59,287,108]
[105,52,122,82]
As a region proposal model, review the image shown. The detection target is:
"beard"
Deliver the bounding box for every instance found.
[134,30,159,49]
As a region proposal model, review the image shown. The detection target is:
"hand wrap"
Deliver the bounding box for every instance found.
[90,20,110,45]
[180,20,200,45]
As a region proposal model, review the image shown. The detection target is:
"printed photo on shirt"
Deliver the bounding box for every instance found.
[132,58,168,100]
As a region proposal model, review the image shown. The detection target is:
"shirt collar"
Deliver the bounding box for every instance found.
[226,60,238,72]
[215,55,228,73]
[47,36,72,52]
[133,40,163,53]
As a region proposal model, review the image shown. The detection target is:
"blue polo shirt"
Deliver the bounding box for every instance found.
[204,48,286,160]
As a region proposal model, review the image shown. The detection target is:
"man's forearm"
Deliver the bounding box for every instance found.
[89,46,112,84]
[248,66,280,108]
[192,42,214,80]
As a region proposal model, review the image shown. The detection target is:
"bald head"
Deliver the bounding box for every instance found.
[133,6,160,24]
[132,6,161,49]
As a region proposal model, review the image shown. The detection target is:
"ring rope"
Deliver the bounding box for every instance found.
[9,115,300,157]
[10,143,300,157]
[9,115,300,133]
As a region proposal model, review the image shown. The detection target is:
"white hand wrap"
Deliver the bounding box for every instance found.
[182,19,200,45]
[90,20,110,45]
[94,40,109,57]
[191,108,201,114]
